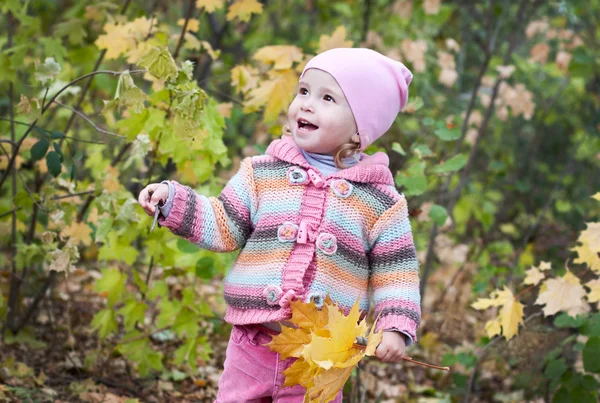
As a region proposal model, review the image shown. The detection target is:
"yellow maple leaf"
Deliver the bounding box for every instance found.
[253,45,303,70]
[535,271,588,316]
[60,221,92,246]
[538,261,552,271]
[244,69,297,122]
[523,266,545,286]
[197,0,224,12]
[231,65,259,94]
[571,222,600,274]
[307,365,353,403]
[95,17,156,60]
[288,296,330,330]
[317,26,353,54]
[585,279,600,303]
[201,40,221,59]
[177,18,200,33]
[267,297,383,401]
[226,0,263,22]
[326,299,367,351]
[265,327,311,360]
[498,292,524,340]
[592,192,600,201]
[282,358,318,389]
[484,317,502,338]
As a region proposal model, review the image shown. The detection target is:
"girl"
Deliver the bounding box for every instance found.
[138,47,421,402]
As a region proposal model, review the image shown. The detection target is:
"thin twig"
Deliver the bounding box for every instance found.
[0,69,146,191]
[52,101,125,139]
[0,118,108,144]
[173,0,195,59]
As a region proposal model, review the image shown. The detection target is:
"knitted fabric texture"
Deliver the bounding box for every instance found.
[159,135,421,345]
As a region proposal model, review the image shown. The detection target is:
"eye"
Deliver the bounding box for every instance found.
[299,87,308,95]
[324,95,335,102]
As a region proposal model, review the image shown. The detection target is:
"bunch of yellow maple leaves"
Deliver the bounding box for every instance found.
[265,296,382,403]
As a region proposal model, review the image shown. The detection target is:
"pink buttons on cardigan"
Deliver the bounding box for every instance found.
[305,291,325,308]
[287,167,309,185]
[331,179,353,198]
[264,285,283,306]
[316,232,337,255]
[307,169,325,188]
[277,222,299,242]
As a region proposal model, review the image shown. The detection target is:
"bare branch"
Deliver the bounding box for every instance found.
[52,101,125,139]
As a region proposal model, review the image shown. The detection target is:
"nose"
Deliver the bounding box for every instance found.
[300,98,314,112]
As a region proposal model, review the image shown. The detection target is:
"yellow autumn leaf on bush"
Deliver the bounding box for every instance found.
[197,0,224,13]
[60,221,92,247]
[95,17,157,60]
[243,69,297,122]
[586,279,600,304]
[226,0,263,22]
[317,26,353,54]
[265,297,383,403]
[571,222,600,274]
[471,287,524,340]
[535,270,589,316]
[253,45,304,70]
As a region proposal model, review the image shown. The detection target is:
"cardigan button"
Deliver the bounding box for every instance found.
[307,169,325,188]
[277,222,299,242]
[287,167,308,185]
[316,232,337,255]
[305,291,325,309]
[331,179,353,198]
[263,285,283,305]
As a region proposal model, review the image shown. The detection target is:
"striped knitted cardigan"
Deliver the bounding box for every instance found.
[158,135,421,345]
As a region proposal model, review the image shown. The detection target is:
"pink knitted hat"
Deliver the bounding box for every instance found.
[300,48,413,150]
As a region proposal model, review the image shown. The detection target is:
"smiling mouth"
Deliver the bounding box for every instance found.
[298,119,319,132]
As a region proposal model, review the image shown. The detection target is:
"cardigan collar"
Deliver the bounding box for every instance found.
[265,135,395,185]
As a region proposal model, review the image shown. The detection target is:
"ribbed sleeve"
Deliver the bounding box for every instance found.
[368,194,421,346]
[158,157,258,252]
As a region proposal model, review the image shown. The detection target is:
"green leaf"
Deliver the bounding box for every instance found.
[104,73,147,114]
[195,257,215,279]
[45,151,62,177]
[391,142,405,155]
[544,358,567,379]
[582,313,600,337]
[138,47,178,80]
[431,154,468,174]
[30,138,49,161]
[35,57,61,85]
[583,337,600,373]
[177,238,201,253]
[147,280,169,300]
[53,142,64,162]
[434,126,461,141]
[552,387,571,403]
[174,336,199,370]
[117,300,148,331]
[413,144,433,159]
[117,335,163,376]
[50,130,65,139]
[91,308,118,339]
[429,204,448,226]
[94,268,126,307]
[554,313,587,328]
[172,308,199,338]
[94,217,114,243]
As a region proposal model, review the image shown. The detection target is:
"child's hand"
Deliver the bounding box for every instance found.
[138,183,169,216]
[375,331,407,363]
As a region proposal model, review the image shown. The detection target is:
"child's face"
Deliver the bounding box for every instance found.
[287,69,357,155]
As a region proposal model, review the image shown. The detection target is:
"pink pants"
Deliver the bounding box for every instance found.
[215,324,344,402]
